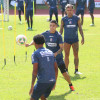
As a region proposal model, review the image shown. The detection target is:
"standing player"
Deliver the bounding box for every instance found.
[59,0,69,17]
[25,0,33,30]
[16,0,24,24]
[29,34,58,100]
[26,20,75,91]
[44,0,59,26]
[88,0,95,26]
[60,4,84,74]
[75,0,87,25]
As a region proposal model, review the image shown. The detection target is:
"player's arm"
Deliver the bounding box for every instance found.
[78,19,84,45]
[43,0,50,8]
[25,41,34,47]
[59,19,64,35]
[29,63,38,95]
[54,43,63,57]
[88,0,90,8]
[75,0,78,10]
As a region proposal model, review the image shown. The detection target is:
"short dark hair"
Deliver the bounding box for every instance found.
[50,20,57,25]
[33,34,45,44]
[65,4,73,10]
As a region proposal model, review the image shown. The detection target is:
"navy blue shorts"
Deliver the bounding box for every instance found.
[89,7,94,14]
[17,6,24,13]
[49,7,58,16]
[76,8,84,16]
[26,9,33,18]
[31,82,55,100]
[64,38,79,44]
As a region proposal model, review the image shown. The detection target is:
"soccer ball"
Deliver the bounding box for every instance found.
[16,35,27,45]
[8,26,12,30]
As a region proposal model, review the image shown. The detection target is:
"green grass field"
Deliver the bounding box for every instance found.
[0,15,100,100]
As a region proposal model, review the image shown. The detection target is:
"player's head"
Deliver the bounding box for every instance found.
[50,20,57,33]
[33,34,45,49]
[65,4,73,16]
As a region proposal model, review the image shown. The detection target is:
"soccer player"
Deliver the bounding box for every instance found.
[25,0,33,30]
[29,34,58,100]
[59,0,69,17]
[60,4,84,74]
[75,0,87,25]
[44,0,59,26]
[26,20,75,91]
[88,0,95,26]
[16,0,24,24]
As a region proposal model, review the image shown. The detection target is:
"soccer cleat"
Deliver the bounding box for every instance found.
[70,86,75,91]
[75,71,82,75]
[20,21,22,24]
[47,18,50,22]
[90,23,94,26]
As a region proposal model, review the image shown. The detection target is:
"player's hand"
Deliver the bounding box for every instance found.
[54,52,57,57]
[29,87,34,95]
[81,38,84,45]
[25,44,30,47]
[56,5,58,8]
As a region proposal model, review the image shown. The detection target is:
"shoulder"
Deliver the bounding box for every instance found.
[41,30,49,35]
[62,15,67,21]
[73,14,80,20]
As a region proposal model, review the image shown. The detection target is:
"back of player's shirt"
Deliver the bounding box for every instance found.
[89,0,95,8]
[76,0,86,9]
[25,0,33,10]
[62,15,79,40]
[17,0,24,7]
[46,0,57,8]
[31,47,56,83]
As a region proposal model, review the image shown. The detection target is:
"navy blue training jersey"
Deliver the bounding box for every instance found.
[62,15,80,40]
[25,0,33,10]
[31,47,56,83]
[46,0,57,8]
[17,0,24,7]
[41,31,64,66]
[76,0,86,9]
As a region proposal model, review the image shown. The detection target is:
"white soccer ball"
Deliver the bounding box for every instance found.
[16,35,27,45]
[8,26,12,30]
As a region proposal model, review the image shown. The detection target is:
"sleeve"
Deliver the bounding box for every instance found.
[58,33,63,44]
[31,52,39,64]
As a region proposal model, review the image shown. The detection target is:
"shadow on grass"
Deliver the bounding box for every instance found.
[49,90,72,100]
[26,91,72,100]
[60,74,86,81]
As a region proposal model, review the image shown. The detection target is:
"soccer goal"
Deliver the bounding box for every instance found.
[0,0,9,21]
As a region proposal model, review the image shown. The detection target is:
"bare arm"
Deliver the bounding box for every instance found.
[78,19,84,45]
[29,63,38,95]
[75,1,78,10]
[59,19,64,35]
[43,0,50,8]
[54,43,63,57]
[25,41,34,47]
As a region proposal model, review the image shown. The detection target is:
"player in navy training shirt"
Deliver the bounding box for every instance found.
[29,34,58,100]
[26,20,75,91]
[16,0,24,24]
[44,0,59,26]
[60,4,84,75]
[88,0,95,26]
[75,0,87,25]
[25,0,33,30]
[59,0,69,17]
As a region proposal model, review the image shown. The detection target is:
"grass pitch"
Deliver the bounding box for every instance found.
[0,15,100,100]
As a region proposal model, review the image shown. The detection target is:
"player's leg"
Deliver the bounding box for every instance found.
[30,10,33,30]
[72,42,82,74]
[89,8,94,25]
[18,10,21,22]
[26,10,30,30]
[54,7,59,26]
[58,63,75,91]
[81,10,85,25]
[49,8,53,21]
[64,42,71,71]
